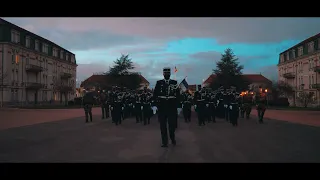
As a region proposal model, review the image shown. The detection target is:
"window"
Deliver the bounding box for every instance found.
[312,75,314,85]
[35,40,39,51]
[309,60,311,69]
[286,52,289,61]
[25,36,31,48]
[298,46,303,56]
[309,76,311,86]
[42,43,48,54]
[308,41,314,53]
[66,53,69,60]
[53,48,58,57]
[280,54,284,63]
[318,39,320,50]
[11,30,20,43]
[60,51,64,59]
[292,49,295,59]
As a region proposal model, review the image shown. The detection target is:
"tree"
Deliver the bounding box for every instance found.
[105,54,142,90]
[0,69,8,108]
[297,91,314,108]
[108,54,135,75]
[210,48,249,91]
[277,80,296,106]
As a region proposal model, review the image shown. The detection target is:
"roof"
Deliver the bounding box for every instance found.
[80,74,149,87]
[203,74,272,85]
[188,84,197,91]
[280,32,320,55]
[0,18,75,55]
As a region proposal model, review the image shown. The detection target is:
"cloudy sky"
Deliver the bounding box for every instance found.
[4,18,320,87]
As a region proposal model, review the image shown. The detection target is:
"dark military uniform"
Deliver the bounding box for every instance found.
[82,91,94,123]
[240,94,253,119]
[109,91,117,123]
[111,95,123,125]
[256,95,267,124]
[208,94,216,123]
[182,93,192,123]
[223,92,231,122]
[100,92,109,119]
[134,94,143,123]
[204,94,211,122]
[154,67,180,147]
[229,94,239,126]
[195,93,206,126]
[142,93,152,125]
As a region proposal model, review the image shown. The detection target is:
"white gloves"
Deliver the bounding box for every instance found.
[229,105,232,110]
[194,105,197,109]
[133,105,135,108]
[122,107,124,110]
[141,106,143,110]
[110,107,113,111]
[206,104,209,107]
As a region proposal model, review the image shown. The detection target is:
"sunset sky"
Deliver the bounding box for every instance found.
[4,18,320,87]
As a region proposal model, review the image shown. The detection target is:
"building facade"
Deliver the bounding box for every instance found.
[0,18,77,106]
[80,74,150,90]
[277,33,320,107]
[203,74,272,90]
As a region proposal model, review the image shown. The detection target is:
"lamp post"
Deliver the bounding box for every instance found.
[265,89,268,107]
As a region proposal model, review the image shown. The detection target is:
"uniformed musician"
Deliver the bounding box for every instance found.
[134,92,143,123]
[182,91,192,123]
[82,89,94,123]
[100,90,109,119]
[153,67,180,147]
[229,91,240,126]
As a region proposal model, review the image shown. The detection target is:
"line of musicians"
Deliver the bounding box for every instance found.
[96,85,267,126]
[98,86,156,126]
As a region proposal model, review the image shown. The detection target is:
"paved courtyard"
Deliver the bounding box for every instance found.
[0,108,320,163]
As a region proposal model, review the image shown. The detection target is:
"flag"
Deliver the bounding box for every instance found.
[174,66,178,73]
[179,78,189,92]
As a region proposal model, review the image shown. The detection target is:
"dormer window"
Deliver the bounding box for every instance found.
[60,51,64,59]
[35,40,39,51]
[25,36,31,48]
[42,43,48,54]
[53,48,58,57]
[286,52,290,61]
[292,49,295,59]
[11,30,20,43]
[298,46,303,56]
[308,41,314,53]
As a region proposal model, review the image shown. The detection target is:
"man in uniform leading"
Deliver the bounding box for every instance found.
[153,67,180,147]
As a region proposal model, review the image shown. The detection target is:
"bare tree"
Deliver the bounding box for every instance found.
[0,69,8,108]
[0,69,8,87]
[277,80,296,106]
[297,92,315,108]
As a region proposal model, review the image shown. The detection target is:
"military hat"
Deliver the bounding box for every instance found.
[163,67,171,73]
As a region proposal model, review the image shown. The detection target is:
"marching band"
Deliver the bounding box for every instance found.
[81,67,268,131]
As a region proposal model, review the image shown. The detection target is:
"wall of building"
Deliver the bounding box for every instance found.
[0,43,77,106]
[278,51,320,107]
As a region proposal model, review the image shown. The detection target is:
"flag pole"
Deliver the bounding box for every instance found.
[178,76,188,86]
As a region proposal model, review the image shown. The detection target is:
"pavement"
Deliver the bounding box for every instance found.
[0,109,320,163]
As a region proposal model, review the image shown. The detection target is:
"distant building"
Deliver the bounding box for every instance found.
[0,18,77,106]
[277,33,320,106]
[187,84,197,94]
[80,74,149,90]
[203,74,272,91]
